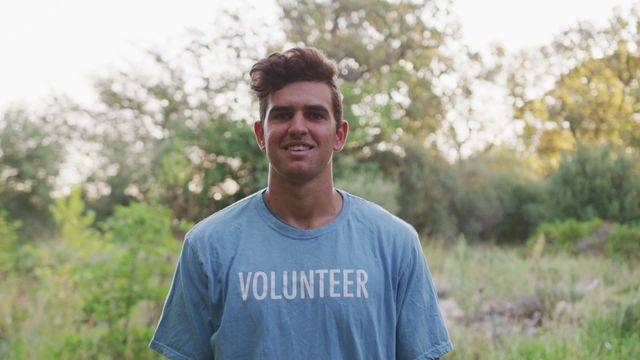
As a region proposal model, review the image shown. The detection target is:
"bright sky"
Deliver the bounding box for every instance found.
[0,0,637,113]
[453,0,636,51]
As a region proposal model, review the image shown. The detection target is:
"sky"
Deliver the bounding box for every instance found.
[0,0,637,113]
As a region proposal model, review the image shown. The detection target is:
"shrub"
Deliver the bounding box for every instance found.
[396,144,543,243]
[605,223,640,261]
[448,150,542,244]
[335,161,400,215]
[541,144,640,223]
[531,218,603,254]
[76,202,179,356]
[395,141,457,239]
[0,211,21,274]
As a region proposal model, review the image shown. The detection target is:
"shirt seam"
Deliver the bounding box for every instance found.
[149,339,193,360]
[411,341,454,360]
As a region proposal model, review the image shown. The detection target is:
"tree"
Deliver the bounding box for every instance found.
[66,7,275,222]
[516,43,640,160]
[278,0,458,152]
[0,107,67,239]
[509,4,640,168]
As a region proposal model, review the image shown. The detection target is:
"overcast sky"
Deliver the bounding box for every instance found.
[0,0,637,113]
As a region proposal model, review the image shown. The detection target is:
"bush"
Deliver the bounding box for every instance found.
[395,141,457,239]
[448,150,542,243]
[395,144,542,243]
[0,211,21,274]
[605,223,640,261]
[531,218,640,261]
[541,144,640,223]
[335,160,399,215]
[76,202,179,357]
[533,218,603,254]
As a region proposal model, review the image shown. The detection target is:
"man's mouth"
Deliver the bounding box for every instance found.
[285,144,313,151]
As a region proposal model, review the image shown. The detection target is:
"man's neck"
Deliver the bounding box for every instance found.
[264,176,343,230]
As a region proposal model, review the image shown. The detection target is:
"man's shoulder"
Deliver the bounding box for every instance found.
[343,191,417,238]
[187,191,261,242]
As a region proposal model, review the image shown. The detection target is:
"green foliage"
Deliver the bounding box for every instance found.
[396,140,456,239]
[0,107,66,239]
[605,223,640,261]
[334,159,399,214]
[501,298,640,359]
[541,144,640,223]
[534,218,603,254]
[0,211,21,273]
[530,217,640,262]
[510,6,640,164]
[448,150,542,243]
[74,29,271,224]
[397,143,541,243]
[426,240,640,360]
[50,187,98,247]
[0,190,180,359]
[279,0,454,145]
[75,202,178,357]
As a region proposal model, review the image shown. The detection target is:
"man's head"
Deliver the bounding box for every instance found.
[250,47,344,130]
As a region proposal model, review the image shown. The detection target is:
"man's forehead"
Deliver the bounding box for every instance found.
[267,81,333,107]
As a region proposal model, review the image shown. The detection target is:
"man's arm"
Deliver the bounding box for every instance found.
[150,235,218,359]
[395,232,453,360]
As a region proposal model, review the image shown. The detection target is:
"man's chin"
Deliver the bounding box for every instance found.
[272,167,326,184]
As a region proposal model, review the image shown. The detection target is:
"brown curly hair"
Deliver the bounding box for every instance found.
[250,47,343,130]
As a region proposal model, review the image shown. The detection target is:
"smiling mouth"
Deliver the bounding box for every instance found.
[286,145,313,151]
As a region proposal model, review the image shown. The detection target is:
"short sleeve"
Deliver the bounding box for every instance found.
[150,235,218,359]
[395,233,453,360]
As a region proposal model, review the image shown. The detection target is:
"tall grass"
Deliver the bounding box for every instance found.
[425,238,640,359]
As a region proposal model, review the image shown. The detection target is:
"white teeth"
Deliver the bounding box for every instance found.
[289,145,310,151]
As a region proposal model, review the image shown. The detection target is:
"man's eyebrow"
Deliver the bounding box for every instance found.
[303,105,330,113]
[269,105,293,113]
[269,105,330,114]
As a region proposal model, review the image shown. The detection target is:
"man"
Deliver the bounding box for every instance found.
[150,47,452,359]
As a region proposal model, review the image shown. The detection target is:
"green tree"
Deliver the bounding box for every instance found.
[509,5,640,167]
[0,107,66,239]
[278,0,458,151]
[516,43,640,160]
[70,9,274,222]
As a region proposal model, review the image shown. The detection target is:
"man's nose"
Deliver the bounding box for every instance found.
[288,111,308,135]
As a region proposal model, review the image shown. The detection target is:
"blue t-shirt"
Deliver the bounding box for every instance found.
[150,190,452,359]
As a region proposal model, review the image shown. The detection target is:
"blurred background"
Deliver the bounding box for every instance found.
[1,0,639,358]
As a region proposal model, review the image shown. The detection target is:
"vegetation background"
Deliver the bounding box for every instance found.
[1,0,639,358]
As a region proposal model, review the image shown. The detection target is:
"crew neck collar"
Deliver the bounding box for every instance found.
[254,188,350,240]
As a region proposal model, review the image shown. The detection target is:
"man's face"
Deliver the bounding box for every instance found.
[254,81,348,184]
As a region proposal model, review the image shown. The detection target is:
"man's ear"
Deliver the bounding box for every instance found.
[333,120,349,152]
[253,121,266,150]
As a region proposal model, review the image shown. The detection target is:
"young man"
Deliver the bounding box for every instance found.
[150,47,452,359]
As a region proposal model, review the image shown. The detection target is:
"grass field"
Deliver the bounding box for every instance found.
[425,239,640,359]
[1,236,638,359]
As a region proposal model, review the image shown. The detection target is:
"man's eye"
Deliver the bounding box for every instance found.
[308,112,324,120]
[273,112,291,120]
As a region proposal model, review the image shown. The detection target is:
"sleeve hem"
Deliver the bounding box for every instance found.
[149,339,192,360]
[412,341,454,360]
